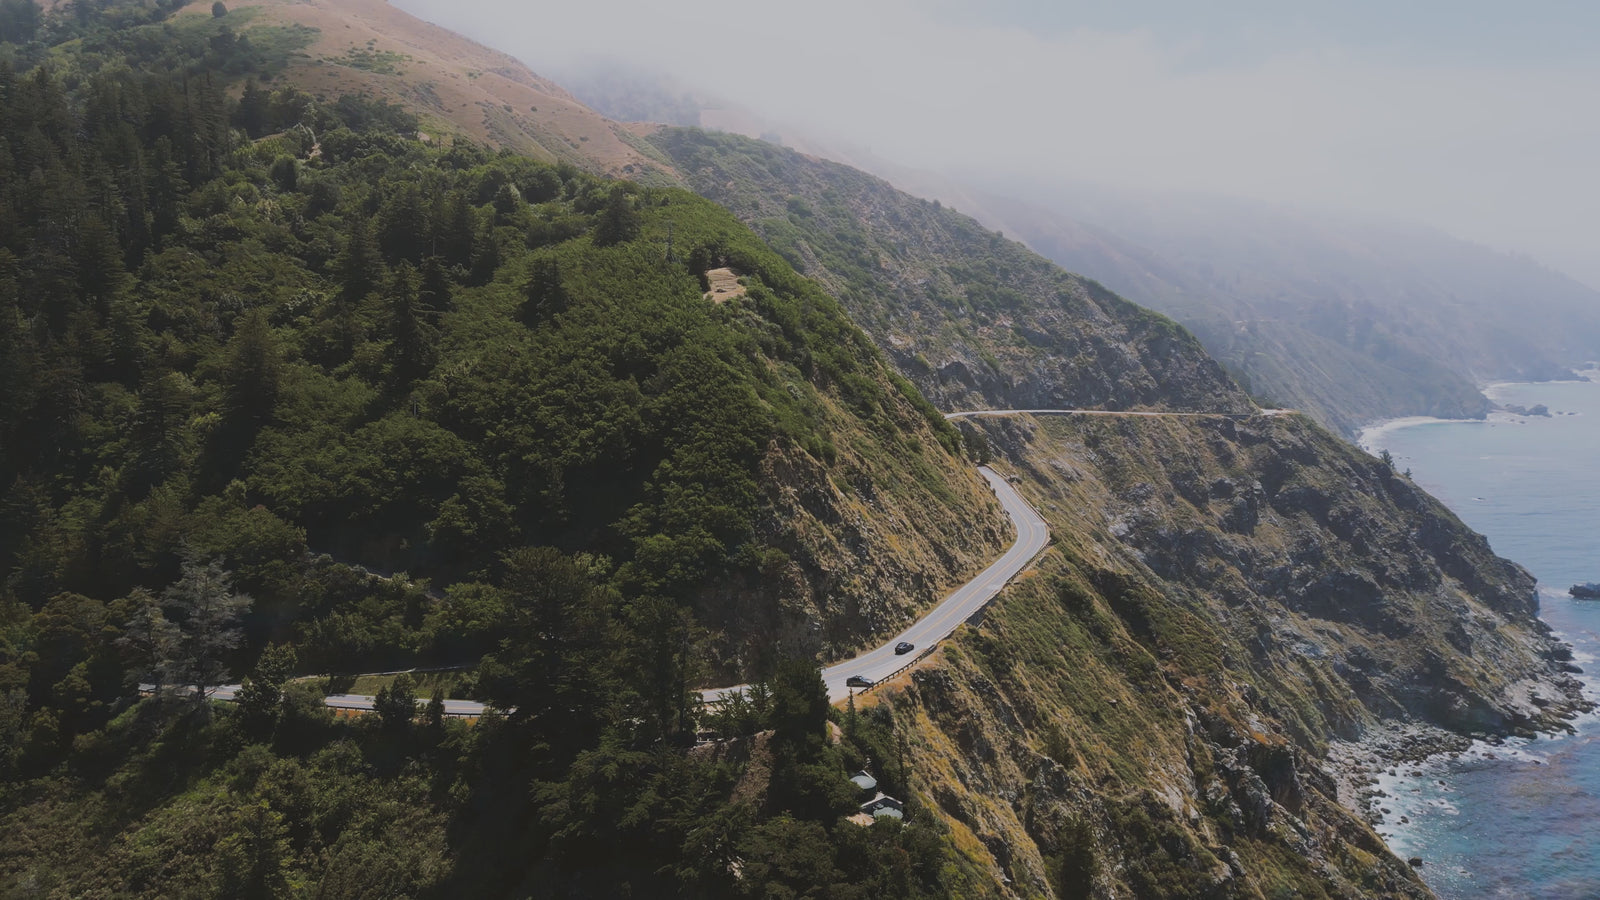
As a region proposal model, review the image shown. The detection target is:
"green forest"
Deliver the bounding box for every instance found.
[0,1,985,895]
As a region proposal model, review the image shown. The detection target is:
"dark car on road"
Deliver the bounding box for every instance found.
[894,641,915,655]
[845,675,874,688]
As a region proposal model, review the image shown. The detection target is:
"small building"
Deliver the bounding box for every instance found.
[860,793,904,820]
[849,771,878,793]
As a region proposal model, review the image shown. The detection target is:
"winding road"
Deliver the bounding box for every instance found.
[191,408,1284,715]
[703,465,1050,705]
[946,408,1293,420]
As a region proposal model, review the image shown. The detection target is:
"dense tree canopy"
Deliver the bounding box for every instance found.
[0,1,983,895]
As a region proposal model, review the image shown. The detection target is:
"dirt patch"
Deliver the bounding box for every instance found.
[209,0,679,179]
[704,267,746,303]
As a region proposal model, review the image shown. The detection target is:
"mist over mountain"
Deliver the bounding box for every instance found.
[959,180,1600,433]
[551,66,1600,434]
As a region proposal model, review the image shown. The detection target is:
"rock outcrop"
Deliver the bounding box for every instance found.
[874,412,1583,897]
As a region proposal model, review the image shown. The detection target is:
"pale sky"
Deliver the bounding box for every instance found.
[394,0,1600,287]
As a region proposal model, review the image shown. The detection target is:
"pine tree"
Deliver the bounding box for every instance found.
[128,369,190,495]
[435,191,476,270]
[377,182,428,263]
[418,255,453,314]
[384,262,437,385]
[467,217,499,286]
[221,310,282,425]
[593,183,641,247]
[425,687,446,732]
[157,558,252,710]
[147,138,185,247]
[117,588,181,695]
[337,216,384,302]
[235,643,296,739]
[519,256,566,326]
[235,78,268,138]
[374,673,417,731]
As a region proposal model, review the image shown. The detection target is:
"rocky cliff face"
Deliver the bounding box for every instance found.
[703,431,1008,681]
[868,412,1582,897]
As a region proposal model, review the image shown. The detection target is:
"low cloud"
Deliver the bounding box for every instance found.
[395,0,1600,285]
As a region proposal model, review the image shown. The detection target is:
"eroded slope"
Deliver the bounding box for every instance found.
[870,412,1583,897]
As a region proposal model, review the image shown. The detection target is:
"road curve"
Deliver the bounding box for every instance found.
[192,455,1061,716]
[945,408,1294,420]
[702,465,1050,705]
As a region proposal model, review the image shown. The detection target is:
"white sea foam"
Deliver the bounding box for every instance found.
[1354,416,1470,452]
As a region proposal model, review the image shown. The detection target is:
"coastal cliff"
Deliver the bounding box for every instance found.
[867,412,1584,897]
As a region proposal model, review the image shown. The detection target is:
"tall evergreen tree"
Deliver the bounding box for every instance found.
[418,255,453,314]
[234,78,267,138]
[220,310,282,425]
[156,558,252,711]
[593,183,641,248]
[384,261,436,385]
[337,215,384,302]
[519,256,566,326]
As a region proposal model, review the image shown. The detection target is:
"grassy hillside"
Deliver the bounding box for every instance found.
[647,128,1256,417]
[2,3,1587,897]
[874,411,1582,896]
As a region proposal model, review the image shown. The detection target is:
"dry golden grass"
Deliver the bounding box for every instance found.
[199,0,679,179]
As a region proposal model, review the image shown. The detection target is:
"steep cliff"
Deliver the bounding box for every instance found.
[868,411,1583,897]
[648,128,1252,416]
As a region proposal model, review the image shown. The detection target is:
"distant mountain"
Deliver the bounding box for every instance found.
[952,181,1600,433]
[648,128,1254,417]
[555,67,1600,434]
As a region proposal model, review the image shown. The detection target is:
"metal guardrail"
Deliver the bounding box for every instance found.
[850,646,936,697]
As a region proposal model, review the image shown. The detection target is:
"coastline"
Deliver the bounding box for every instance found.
[1323,674,1594,873]
[1338,385,1600,882]
[1356,366,1598,454]
[1354,415,1469,452]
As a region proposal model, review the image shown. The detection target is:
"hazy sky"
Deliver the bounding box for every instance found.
[394,0,1600,287]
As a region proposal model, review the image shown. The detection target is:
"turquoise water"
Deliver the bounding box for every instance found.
[1364,375,1600,899]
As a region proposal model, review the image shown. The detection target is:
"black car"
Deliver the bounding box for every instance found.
[845,675,874,688]
[894,641,915,655]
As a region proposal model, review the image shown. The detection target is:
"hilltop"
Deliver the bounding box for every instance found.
[94,0,681,179]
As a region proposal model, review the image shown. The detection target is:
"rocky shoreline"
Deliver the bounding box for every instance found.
[1324,676,1594,852]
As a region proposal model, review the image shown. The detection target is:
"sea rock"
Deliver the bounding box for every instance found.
[1569,583,1600,600]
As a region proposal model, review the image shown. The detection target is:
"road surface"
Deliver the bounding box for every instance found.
[945,408,1293,420]
[164,681,493,718]
[182,429,1075,715]
[701,465,1050,705]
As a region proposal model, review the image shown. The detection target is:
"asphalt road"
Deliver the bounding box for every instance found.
[175,409,1285,716]
[945,408,1293,420]
[175,682,492,718]
[701,465,1050,705]
[185,416,1092,716]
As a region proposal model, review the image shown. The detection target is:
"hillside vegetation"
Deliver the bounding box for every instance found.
[648,128,1254,417]
[2,2,1587,897]
[0,3,1012,894]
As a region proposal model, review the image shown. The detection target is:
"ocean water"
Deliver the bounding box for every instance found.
[1360,375,1600,899]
